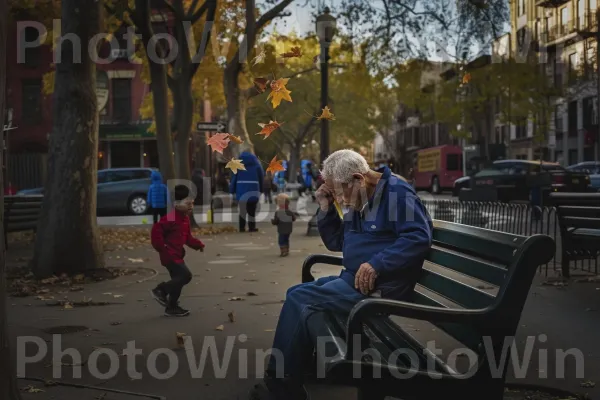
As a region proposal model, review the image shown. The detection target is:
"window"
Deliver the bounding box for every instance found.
[516,27,527,52]
[586,46,596,78]
[561,6,569,28]
[578,0,585,27]
[515,118,527,139]
[569,52,579,82]
[131,169,151,180]
[446,154,461,171]
[21,79,42,125]
[112,78,132,123]
[106,170,139,182]
[23,27,40,68]
[568,100,578,134]
[518,0,526,16]
[555,105,563,136]
[583,96,598,127]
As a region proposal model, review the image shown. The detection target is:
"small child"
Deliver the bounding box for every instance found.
[271,193,297,257]
[150,185,205,317]
[147,170,168,224]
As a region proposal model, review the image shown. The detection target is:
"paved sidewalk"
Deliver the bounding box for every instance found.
[6,222,600,400]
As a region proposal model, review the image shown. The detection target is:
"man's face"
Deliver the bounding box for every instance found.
[326,174,367,211]
[175,198,194,214]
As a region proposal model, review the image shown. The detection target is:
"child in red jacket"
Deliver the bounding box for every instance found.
[150,185,205,317]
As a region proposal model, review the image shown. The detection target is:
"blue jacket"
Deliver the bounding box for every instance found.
[230,151,264,202]
[317,167,433,300]
[147,170,168,209]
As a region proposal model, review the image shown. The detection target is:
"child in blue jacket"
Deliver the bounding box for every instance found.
[147,170,168,223]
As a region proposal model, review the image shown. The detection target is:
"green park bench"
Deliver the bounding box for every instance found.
[550,192,600,278]
[301,219,555,400]
[3,195,43,250]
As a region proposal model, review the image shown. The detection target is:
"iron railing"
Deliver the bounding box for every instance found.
[421,200,599,277]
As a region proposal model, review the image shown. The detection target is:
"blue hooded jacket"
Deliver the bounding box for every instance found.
[229,151,264,202]
[147,170,168,209]
[317,166,433,300]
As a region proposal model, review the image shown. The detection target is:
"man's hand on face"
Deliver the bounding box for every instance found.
[355,263,378,295]
[315,184,334,212]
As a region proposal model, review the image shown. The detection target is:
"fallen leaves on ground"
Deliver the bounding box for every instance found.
[206,133,231,154]
[128,258,144,263]
[226,159,246,174]
[317,106,335,121]
[574,276,600,283]
[267,78,292,109]
[215,325,225,331]
[581,380,596,388]
[176,332,187,348]
[221,276,234,279]
[280,46,302,58]
[22,385,44,393]
[257,120,282,139]
[266,156,286,175]
[541,280,568,288]
[264,329,275,332]
[228,311,235,322]
[228,297,245,301]
[246,292,258,296]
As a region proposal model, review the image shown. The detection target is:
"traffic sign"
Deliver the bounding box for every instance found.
[463,145,478,152]
[197,122,226,132]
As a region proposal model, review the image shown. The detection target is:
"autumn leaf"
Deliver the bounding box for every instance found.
[267,78,292,109]
[462,72,472,84]
[266,156,286,175]
[253,78,269,93]
[22,385,44,393]
[280,46,302,58]
[206,133,231,154]
[226,159,246,174]
[252,50,266,66]
[317,106,335,121]
[257,121,282,139]
[63,303,73,310]
[176,332,187,348]
[228,311,235,322]
[227,134,244,144]
[215,325,225,331]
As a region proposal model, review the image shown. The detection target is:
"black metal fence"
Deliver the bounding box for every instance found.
[421,200,599,276]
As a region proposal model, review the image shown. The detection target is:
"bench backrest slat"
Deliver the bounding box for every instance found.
[418,267,496,309]
[428,246,507,287]
[557,206,600,219]
[561,216,600,230]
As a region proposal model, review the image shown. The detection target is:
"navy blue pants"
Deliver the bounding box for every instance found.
[278,233,290,247]
[267,276,366,378]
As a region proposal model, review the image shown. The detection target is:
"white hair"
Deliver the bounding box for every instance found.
[321,149,370,183]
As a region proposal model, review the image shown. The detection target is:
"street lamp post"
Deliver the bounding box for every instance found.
[316,7,336,165]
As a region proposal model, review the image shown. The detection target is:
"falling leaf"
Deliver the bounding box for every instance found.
[257,121,282,139]
[280,46,302,58]
[221,276,234,279]
[215,325,225,331]
[253,77,269,93]
[317,106,335,121]
[228,297,245,301]
[227,134,244,144]
[267,78,292,109]
[176,332,187,348]
[128,258,144,263]
[226,159,246,174]
[266,156,286,175]
[206,133,231,154]
[228,311,235,323]
[462,72,472,84]
[252,50,266,65]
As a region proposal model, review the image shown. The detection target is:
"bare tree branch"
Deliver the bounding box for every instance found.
[191,0,209,24]
[256,0,295,31]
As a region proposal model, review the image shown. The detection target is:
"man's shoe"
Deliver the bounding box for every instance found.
[151,287,168,307]
[164,306,190,317]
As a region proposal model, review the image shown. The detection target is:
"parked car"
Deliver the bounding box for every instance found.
[452,175,471,196]
[567,162,600,192]
[17,168,155,215]
[452,160,590,202]
[414,145,464,194]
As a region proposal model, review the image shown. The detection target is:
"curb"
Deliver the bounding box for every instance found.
[18,376,167,400]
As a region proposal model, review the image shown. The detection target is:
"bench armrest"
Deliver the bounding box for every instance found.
[302,254,344,283]
[346,298,488,354]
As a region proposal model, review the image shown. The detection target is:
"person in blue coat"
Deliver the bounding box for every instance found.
[229,151,265,232]
[147,170,169,224]
[250,149,433,399]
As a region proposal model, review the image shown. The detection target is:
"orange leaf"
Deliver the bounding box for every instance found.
[280,46,302,58]
[227,134,244,144]
[266,156,286,175]
[462,72,471,84]
[317,106,335,121]
[257,121,282,139]
[254,78,269,93]
[267,78,292,109]
[206,133,230,154]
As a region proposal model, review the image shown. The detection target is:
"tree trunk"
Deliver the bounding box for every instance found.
[134,0,175,181]
[174,81,193,180]
[225,71,253,153]
[31,0,104,278]
[0,0,23,397]
[288,143,301,183]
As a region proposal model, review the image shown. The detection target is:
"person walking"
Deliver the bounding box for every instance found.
[263,172,274,204]
[296,168,305,198]
[229,151,264,232]
[147,170,168,224]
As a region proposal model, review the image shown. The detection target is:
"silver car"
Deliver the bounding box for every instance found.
[17,168,155,215]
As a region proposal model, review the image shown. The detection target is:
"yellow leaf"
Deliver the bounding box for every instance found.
[63,303,73,310]
[317,106,335,121]
[227,134,244,144]
[226,159,246,174]
[215,325,225,331]
[267,78,292,109]
[252,50,266,66]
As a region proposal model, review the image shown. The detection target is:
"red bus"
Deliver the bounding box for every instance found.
[414,145,463,194]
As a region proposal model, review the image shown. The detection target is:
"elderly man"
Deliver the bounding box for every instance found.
[250,150,433,400]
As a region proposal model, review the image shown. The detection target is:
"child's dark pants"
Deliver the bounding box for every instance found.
[152,207,167,224]
[278,234,290,247]
[157,263,192,307]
